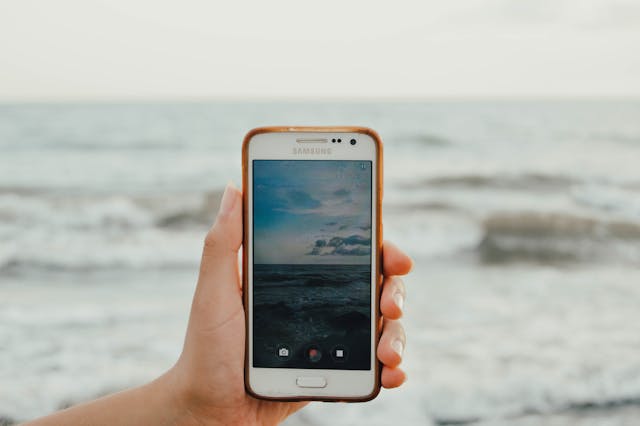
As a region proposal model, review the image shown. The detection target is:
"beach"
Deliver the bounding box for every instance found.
[1,100,639,425]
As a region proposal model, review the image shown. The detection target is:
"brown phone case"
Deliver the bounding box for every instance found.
[242,126,384,402]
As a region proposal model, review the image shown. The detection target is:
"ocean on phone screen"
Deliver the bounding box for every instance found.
[1,100,640,425]
[253,263,371,370]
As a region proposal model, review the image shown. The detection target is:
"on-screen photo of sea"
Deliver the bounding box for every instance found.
[253,263,371,370]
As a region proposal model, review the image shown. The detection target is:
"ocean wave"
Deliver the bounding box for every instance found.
[417,173,577,191]
[567,396,640,412]
[433,397,640,426]
[477,212,640,263]
[482,212,640,240]
[0,415,17,425]
[0,257,197,275]
[155,190,223,228]
[385,201,461,212]
[0,190,222,230]
[0,227,202,275]
[0,186,48,196]
[433,396,640,425]
[572,184,640,219]
[0,189,219,274]
[0,194,156,231]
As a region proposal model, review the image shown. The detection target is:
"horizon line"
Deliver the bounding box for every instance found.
[1,94,640,105]
[254,263,370,266]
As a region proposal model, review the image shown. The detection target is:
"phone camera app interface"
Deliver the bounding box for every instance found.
[252,160,372,370]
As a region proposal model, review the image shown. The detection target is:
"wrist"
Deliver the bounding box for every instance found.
[148,368,220,426]
[156,365,260,426]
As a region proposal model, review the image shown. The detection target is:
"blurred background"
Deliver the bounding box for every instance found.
[1,1,639,425]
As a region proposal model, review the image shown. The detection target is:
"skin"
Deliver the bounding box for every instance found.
[27,183,413,426]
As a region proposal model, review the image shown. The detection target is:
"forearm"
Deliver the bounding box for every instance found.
[24,370,201,426]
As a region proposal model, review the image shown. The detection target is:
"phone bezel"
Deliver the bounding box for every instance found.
[242,127,383,402]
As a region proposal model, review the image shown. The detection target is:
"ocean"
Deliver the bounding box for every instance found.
[253,263,371,370]
[1,100,639,425]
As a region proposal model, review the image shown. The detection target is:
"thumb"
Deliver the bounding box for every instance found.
[192,182,243,326]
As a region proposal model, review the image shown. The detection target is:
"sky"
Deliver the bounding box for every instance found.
[1,0,639,100]
[253,160,372,265]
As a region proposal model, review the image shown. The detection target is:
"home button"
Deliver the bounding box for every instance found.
[296,376,327,388]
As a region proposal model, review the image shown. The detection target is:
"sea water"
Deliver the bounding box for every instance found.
[253,264,371,370]
[1,100,639,425]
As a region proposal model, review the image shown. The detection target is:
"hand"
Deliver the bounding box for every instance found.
[166,183,414,426]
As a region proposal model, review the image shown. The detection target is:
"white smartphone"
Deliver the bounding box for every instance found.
[242,126,383,401]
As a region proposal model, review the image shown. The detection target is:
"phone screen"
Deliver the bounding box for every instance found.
[252,160,372,370]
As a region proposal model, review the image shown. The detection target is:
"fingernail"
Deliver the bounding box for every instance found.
[392,339,404,357]
[393,292,404,310]
[218,182,237,218]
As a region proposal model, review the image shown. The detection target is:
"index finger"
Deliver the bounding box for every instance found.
[382,240,413,276]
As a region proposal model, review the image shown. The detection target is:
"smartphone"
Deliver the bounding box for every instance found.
[242,126,383,401]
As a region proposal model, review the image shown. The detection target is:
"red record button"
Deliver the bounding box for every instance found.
[306,345,322,362]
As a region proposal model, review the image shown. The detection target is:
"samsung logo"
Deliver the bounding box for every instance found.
[292,147,332,155]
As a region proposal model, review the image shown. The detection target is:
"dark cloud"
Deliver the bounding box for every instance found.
[342,235,370,246]
[286,190,321,209]
[359,225,371,231]
[327,237,342,247]
[334,246,371,256]
[307,234,370,256]
[339,224,348,230]
[308,247,322,255]
[325,221,337,226]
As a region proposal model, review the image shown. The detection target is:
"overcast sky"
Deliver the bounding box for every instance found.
[253,161,371,265]
[1,0,639,100]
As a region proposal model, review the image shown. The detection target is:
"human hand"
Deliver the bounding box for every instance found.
[165,183,413,425]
